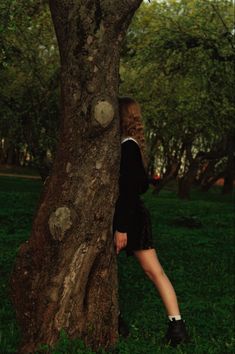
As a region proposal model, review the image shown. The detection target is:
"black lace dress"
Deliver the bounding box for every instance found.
[113,137,155,257]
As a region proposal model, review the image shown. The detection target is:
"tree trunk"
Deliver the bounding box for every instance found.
[10,1,142,353]
[200,170,225,192]
[153,159,180,194]
[0,138,5,164]
[6,145,15,165]
[178,157,201,199]
[198,160,217,186]
[222,135,235,194]
[146,132,159,176]
[222,165,234,194]
[153,140,185,195]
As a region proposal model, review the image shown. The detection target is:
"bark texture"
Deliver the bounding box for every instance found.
[10,1,143,352]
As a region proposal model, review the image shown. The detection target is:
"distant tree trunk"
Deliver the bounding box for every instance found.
[31,148,52,181]
[148,148,156,177]
[199,159,220,192]
[13,147,21,166]
[10,1,142,353]
[0,138,5,164]
[154,141,185,194]
[154,158,180,194]
[146,131,159,176]
[222,135,235,194]
[222,163,234,194]
[200,170,225,192]
[178,148,201,199]
[177,137,227,199]
[198,160,217,186]
[6,145,14,165]
[22,115,55,179]
[0,138,20,166]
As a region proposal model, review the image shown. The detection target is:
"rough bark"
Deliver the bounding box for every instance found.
[10,1,143,353]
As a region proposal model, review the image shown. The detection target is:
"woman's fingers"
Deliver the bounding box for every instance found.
[116,241,123,255]
[114,231,127,254]
[117,242,126,254]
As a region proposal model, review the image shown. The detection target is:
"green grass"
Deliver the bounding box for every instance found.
[0,176,234,353]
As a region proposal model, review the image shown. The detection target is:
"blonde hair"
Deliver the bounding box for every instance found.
[118,96,148,169]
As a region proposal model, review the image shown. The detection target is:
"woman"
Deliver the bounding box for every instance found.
[113,96,190,347]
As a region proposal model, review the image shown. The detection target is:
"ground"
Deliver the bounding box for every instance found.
[0,174,234,353]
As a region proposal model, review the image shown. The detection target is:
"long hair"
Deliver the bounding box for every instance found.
[118,96,148,169]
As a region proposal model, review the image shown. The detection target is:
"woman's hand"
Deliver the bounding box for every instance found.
[114,231,127,255]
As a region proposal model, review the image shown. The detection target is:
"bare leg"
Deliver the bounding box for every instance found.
[133,248,180,316]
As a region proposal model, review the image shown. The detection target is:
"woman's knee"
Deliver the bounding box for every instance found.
[144,264,165,281]
[134,249,166,280]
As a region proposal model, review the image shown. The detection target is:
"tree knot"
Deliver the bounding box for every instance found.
[48,207,73,241]
[94,100,114,128]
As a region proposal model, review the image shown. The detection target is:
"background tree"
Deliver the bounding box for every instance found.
[120,0,235,198]
[0,0,59,177]
[1,0,234,194]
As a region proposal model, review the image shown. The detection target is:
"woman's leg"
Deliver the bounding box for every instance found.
[133,248,180,316]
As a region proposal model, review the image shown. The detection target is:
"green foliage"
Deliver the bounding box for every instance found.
[0,0,60,167]
[1,0,234,183]
[0,176,234,353]
[120,0,235,174]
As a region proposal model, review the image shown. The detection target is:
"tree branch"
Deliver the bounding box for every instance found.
[48,0,74,64]
[210,3,235,51]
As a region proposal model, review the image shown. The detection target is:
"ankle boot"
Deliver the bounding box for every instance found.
[164,318,191,347]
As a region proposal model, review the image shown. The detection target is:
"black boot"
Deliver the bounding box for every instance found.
[118,314,130,338]
[164,318,191,347]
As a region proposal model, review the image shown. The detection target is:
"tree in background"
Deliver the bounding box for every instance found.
[0,0,60,178]
[1,0,234,190]
[120,0,235,198]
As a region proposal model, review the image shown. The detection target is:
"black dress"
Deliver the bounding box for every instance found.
[112,137,155,257]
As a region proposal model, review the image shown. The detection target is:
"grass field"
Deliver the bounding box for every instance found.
[0,176,234,353]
